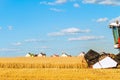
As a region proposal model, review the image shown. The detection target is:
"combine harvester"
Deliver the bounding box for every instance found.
[85,21,120,69]
[93,21,120,69]
[92,21,120,69]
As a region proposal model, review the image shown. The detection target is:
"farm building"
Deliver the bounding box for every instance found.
[78,52,85,57]
[93,56,117,69]
[25,53,34,57]
[51,54,59,57]
[61,52,71,57]
[25,53,31,57]
[38,52,46,57]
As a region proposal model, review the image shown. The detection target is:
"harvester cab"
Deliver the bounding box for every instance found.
[109,21,120,49]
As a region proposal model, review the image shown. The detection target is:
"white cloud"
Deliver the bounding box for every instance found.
[40,0,81,5]
[25,39,40,42]
[99,0,120,5]
[61,27,90,33]
[12,42,22,46]
[73,3,80,8]
[110,16,120,23]
[8,26,13,30]
[0,48,20,52]
[40,0,67,5]
[48,32,65,36]
[40,0,80,11]
[83,0,120,6]
[62,28,80,33]
[55,0,67,4]
[48,27,90,36]
[40,1,55,5]
[83,0,96,3]
[70,0,77,2]
[25,39,46,43]
[50,8,64,12]
[96,17,108,22]
[68,36,105,41]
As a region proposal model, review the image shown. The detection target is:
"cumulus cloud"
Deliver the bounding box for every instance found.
[40,0,81,11]
[73,3,80,8]
[25,39,40,42]
[55,0,67,4]
[82,0,120,6]
[83,0,97,3]
[48,27,90,36]
[70,0,77,2]
[0,48,20,52]
[68,36,105,41]
[96,17,108,22]
[25,39,46,43]
[50,8,64,12]
[12,42,22,46]
[61,27,90,33]
[48,32,65,36]
[40,0,67,5]
[8,26,13,30]
[99,0,120,5]
[40,1,55,5]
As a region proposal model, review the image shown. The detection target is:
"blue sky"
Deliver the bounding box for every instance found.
[0,0,120,57]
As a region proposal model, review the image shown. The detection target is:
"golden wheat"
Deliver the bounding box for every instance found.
[0,57,119,80]
[0,57,87,68]
[0,68,120,80]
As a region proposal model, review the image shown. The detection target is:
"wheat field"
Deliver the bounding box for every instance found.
[0,57,120,80]
[0,57,87,68]
[0,68,120,80]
